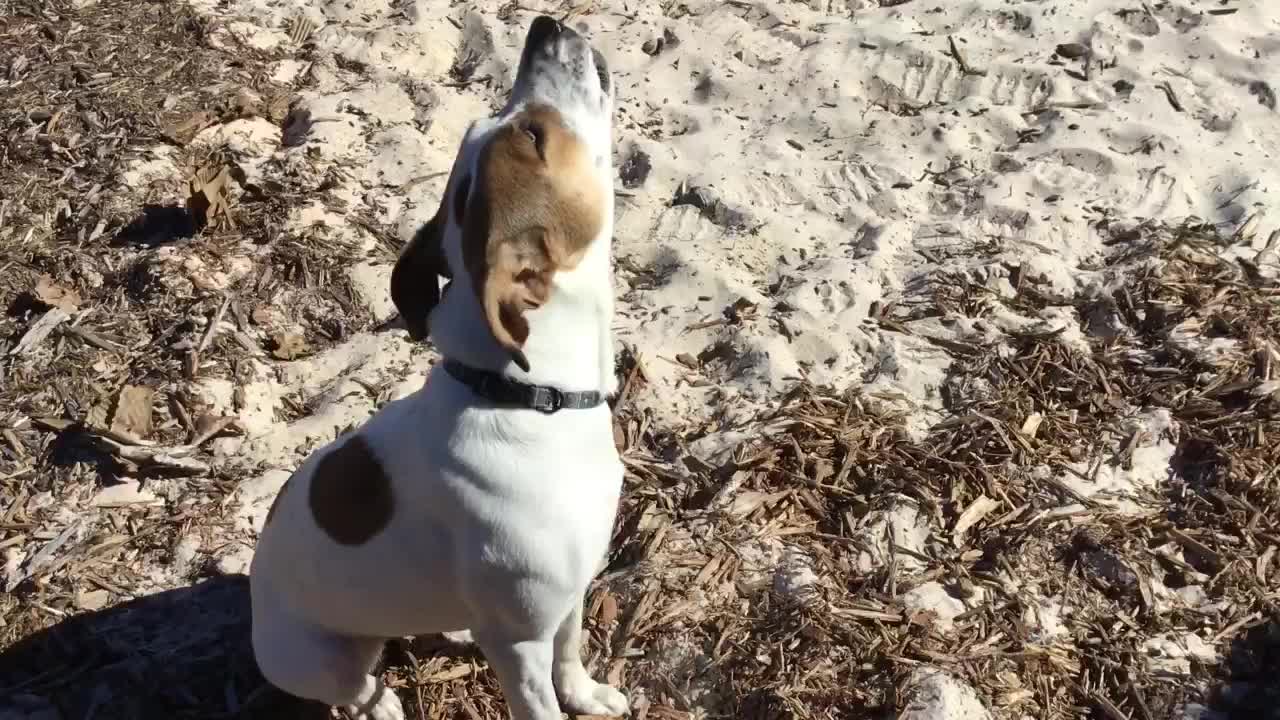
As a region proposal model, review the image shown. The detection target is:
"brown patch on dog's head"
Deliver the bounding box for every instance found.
[308,436,394,546]
[264,473,293,526]
[460,105,606,371]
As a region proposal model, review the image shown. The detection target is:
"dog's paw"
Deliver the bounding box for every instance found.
[561,680,630,717]
[343,684,404,720]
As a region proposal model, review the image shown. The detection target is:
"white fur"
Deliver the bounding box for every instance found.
[249,18,626,720]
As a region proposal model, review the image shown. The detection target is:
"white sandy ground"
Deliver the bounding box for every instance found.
[10,0,1277,717]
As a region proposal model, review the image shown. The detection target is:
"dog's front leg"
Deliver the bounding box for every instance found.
[473,634,561,720]
[552,601,630,717]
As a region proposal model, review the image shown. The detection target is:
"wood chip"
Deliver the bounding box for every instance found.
[1019,412,1044,438]
[162,110,215,145]
[269,331,309,360]
[3,428,26,459]
[250,305,273,325]
[82,432,210,476]
[606,659,626,688]
[187,162,234,229]
[10,308,70,355]
[191,414,237,447]
[75,589,111,611]
[32,275,81,312]
[598,591,620,626]
[830,605,903,623]
[425,664,473,683]
[109,385,155,441]
[9,519,81,591]
[227,87,262,119]
[1167,527,1223,571]
[952,495,1000,545]
[92,479,162,508]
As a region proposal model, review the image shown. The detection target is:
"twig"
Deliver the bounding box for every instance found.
[1126,682,1154,720]
[1156,81,1184,112]
[612,351,645,420]
[945,35,986,77]
[60,324,123,353]
[189,415,238,448]
[1090,691,1132,720]
[186,292,232,379]
[82,431,210,475]
[197,292,233,355]
[8,520,82,590]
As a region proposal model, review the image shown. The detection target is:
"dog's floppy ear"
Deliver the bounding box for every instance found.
[461,109,603,372]
[390,215,446,341]
[390,170,464,341]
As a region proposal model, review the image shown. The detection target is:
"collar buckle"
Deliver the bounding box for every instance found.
[530,386,564,414]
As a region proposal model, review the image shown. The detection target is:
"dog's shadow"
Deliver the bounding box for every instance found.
[1202,615,1280,719]
[0,575,316,720]
[0,574,485,720]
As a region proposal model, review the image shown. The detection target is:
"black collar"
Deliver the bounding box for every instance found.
[442,359,606,414]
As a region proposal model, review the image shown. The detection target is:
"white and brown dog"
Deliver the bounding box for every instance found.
[249,16,626,720]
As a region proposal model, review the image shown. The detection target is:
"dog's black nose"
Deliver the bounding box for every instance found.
[527,15,564,47]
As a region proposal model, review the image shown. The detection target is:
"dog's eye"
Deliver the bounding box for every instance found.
[453,175,470,223]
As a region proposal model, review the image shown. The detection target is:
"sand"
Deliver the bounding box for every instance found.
[169,0,1276,540]
[173,0,1280,443]
[168,1,1271,438]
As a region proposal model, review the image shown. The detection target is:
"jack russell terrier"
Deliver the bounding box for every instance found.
[249,15,627,720]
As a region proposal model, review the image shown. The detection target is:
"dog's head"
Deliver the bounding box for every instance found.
[391,15,614,372]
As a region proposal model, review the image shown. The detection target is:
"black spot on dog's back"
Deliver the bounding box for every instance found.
[308,436,394,546]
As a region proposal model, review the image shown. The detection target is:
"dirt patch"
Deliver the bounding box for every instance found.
[588,222,1280,720]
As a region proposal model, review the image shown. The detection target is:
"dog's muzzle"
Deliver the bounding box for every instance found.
[519,15,611,96]
[526,15,565,48]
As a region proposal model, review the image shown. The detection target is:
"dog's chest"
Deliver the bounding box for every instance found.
[458,490,614,605]
[432,443,620,578]
[388,393,623,586]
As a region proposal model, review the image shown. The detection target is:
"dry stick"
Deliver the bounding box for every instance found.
[886,517,898,599]
[1157,81,1184,112]
[61,324,123,352]
[187,292,232,379]
[10,308,69,355]
[2,429,25,459]
[612,345,645,420]
[946,35,987,77]
[1212,611,1263,644]
[1126,682,1155,720]
[1093,695,1131,720]
[189,416,238,448]
[1053,462,1104,508]
[170,395,195,435]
